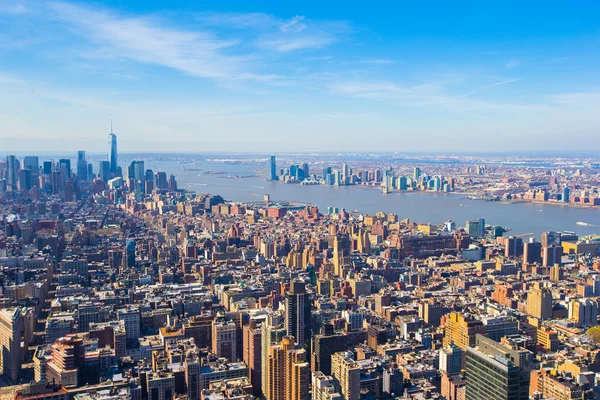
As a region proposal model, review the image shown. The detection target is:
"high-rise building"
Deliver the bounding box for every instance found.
[312,371,342,400]
[58,159,71,179]
[262,313,286,400]
[243,320,262,396]
[285,281,311,348]
[443,312,485,350]
[542,244,563,267]
[466,219,485,238]
[0,308,23,382]
[465,335,532,400]
[117,306,140,342]
[562,186,570,203]
[569,298,599,327]
[269,156,278,181]
[212,317,237,362]
[99,161,111,182]
[109,123,118,173]
[331,351,361,400]
[6,155,19,190]
[527,284,553,320]
[23,156,39,177]
[439,345,463,375]
[19,169,32,190]
[523,240,542,266]
[311,325,348,376]
[267,336,309,400]
[76,151,87,180]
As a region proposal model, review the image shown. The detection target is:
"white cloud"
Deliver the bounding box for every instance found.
[280,16,307,33]
[48,2,276,81]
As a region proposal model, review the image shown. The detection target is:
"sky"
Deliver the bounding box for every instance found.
[1,1,600,153]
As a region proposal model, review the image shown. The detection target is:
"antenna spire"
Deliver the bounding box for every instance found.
[110,119,113,134]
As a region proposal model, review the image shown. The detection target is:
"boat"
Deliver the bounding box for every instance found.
[576,221,593,226]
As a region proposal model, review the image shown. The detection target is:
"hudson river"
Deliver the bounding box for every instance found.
[147,159,600,239]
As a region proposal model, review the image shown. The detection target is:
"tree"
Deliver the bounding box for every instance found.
[586,326,600,343]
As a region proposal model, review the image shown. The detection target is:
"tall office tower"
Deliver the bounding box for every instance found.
[117,306,140,342]
[439,345,463,375]
[243,320,262,396]
[76,151,87,180]
[134,161,145,181]
[443,312,485,350]
[269,156,278,181]
[312,371,342,400]
[109,123,118,173]
[5,155,19,190]
[527,284,553,320]
[99,161,111,182]
[18,169,32,190]
[155,172,168,189]
[301,163,309,178]
[0,308,23,382]
[562,186,570,203]
[413,167,421,181]
[331,352,361,400]
[285,280,311,348]
[58,158,71,180]
[43,161,53,175]
[23,156,39,178]
[212,317,237,362]
[466,218,485,238]
[87,163,93,179]
[262,313,286,400]
[541,231,561,248]
[465,335,532,400]
[523,240,542,266]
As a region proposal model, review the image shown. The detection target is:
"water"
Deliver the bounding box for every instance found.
[147,159,600,239]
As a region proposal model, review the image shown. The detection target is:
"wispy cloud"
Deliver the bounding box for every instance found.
[462,78,519,97]
[255,17,349,52]
[48,2,278,81]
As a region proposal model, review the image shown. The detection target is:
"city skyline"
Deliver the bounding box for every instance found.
[1,1,600,152]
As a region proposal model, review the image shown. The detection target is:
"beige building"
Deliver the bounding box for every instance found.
[0,307,23,382]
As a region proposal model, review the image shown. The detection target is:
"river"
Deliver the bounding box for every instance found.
[145,159,600,239]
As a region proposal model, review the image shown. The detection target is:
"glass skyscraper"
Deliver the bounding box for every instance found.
[109,123,118,173]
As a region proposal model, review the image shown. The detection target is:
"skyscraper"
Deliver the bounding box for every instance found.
[5,155,18,190]
[77,151,88,181]
[262,313,286,400]
[23,156,39,178]
[0,307,23,382]
[285,280,311,348]
[109,122,118,173]
[465,335,532,400]
[269,156,278,181]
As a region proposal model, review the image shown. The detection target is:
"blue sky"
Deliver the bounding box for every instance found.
[1,1,600,153]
